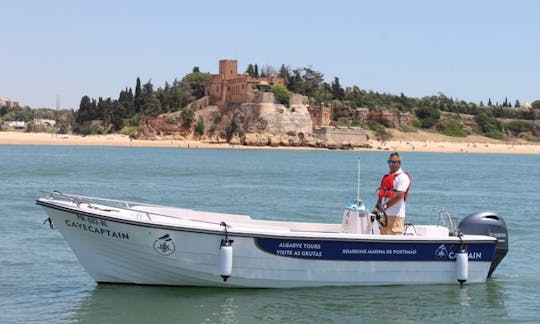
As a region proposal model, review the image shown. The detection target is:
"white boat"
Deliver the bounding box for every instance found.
[37,191,508,288]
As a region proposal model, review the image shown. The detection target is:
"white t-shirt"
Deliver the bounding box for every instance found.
[382,168,410,218]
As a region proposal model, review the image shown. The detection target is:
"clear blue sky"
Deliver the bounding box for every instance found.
[2,0,539,109]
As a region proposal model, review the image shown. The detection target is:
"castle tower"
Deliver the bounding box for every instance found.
[219,59,238,80]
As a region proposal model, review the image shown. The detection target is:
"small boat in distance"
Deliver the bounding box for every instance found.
[37,191,508,288]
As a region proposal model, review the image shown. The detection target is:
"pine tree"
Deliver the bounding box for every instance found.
[134,77,143,114]
[119,87,134,117]
[302,67,324,98]
[288,68,303,94]
[278,64,290,87]
[331,77,345,100]
[245,64,255,77]
[141,81,161,116]
[76,95,96,124]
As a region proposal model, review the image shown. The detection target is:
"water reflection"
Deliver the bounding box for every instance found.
[67,282,508,323]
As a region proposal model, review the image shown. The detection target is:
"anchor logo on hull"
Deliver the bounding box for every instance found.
[153,234,176,256]
[435,244,448,259]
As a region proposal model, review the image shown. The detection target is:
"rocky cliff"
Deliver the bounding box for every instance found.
[236,93,314,146]
[135,93,370,149]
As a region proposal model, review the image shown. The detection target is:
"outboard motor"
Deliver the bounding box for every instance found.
[458,211,508,277]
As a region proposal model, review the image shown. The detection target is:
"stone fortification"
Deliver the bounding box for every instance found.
[238,93,314,146]
[238,93,370,148]
[312,127,369,149]
[255,100,312,136]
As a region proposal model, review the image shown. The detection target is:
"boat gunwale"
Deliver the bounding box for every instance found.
[36,198,497,245]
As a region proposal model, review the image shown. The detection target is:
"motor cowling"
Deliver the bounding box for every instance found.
[458,211,508,277]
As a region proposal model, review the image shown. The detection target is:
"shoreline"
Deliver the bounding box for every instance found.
[1,131,539,154]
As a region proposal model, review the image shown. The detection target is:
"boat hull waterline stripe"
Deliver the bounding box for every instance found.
[254,237,495,262]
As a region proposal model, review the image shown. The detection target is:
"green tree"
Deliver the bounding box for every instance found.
[89,123,104,135]
[195,117,204,136]
[245,64,255,77]
[531,100,540,110]
[169,80,194,111]
[134,77,143,114]
[157,82,171,112]
[270,83,292,105]
[181,71,211,99]
[141,81,161,117]
[181,108,195,128]
[110,101,127,131]
[287,68,303,94]
[436,119,468,137]
[504,120,533,136]
[362,120,390,140]
[98,97,114,129]
[277,64,291,88]
[118,87,134,117]
[302,67,324,98]
[314,82,333,103]
[475,112,503,138]
[331,77,345,100]
[398,92,413,111]
[76,95,98,124]
[415,106,441,128]
[344,86,365,108]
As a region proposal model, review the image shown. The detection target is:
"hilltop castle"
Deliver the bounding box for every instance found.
[205,59,284,108]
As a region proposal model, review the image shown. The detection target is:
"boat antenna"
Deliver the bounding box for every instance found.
[356,159,361,205]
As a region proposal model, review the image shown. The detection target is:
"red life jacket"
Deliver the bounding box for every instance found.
[378,171,411,201]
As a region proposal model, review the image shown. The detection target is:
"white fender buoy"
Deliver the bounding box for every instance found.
[219,240,233,282]
[456,248,468,285]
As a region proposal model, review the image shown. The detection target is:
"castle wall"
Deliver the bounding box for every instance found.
[313,127,368,147]
[308,105,332,127]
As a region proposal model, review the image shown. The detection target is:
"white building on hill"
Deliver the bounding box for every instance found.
[0,97,20,107]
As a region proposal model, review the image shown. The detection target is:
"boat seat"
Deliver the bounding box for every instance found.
[406,225,450,237]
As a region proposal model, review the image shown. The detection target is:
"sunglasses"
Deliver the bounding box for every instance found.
[387,160,400,164]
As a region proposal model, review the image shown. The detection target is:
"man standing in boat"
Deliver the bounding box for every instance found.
[376,152,411,235]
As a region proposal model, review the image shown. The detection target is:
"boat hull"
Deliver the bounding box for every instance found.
[39,199,497,288]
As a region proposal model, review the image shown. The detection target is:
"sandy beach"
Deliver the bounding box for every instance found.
[1,131,539,154]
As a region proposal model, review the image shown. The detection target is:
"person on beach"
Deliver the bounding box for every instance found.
[376,152,411,235]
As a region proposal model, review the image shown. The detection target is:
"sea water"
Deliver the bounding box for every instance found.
[1,145,538,323]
